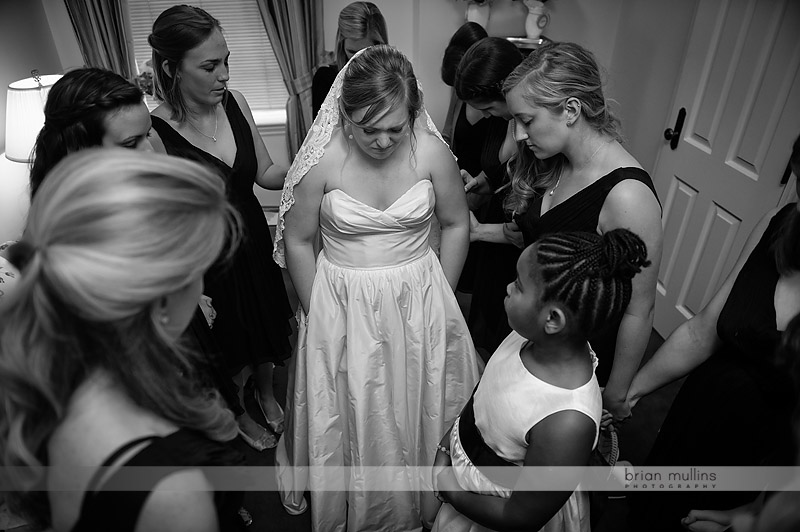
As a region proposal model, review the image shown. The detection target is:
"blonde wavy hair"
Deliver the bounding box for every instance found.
[0,149,240,520]
[502,41,623,215]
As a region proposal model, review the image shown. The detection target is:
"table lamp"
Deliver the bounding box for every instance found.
[5,70,62,163]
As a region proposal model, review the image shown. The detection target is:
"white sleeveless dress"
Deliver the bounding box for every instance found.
[275,179,481,532]
[433,331,602,532]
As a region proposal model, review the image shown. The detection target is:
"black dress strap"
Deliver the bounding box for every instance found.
[84,435,160,493]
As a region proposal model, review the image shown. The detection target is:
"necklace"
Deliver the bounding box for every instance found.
[549,140,608,196]
[186,107,219,142]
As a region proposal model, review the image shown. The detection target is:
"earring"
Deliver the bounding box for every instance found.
[348,134,353,139]
[160,310,169,325]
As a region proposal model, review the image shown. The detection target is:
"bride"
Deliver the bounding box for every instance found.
[274,45,482,532]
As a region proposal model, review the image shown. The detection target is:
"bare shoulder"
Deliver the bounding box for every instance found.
[135,469,218,532]
[413,128,455,174]
[413,127,451,156]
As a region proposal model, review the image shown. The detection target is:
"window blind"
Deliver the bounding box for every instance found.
[127,0,288,112]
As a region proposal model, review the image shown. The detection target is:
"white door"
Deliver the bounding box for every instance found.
[653,0,800,336]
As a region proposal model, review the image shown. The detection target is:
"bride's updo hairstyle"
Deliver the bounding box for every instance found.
[531,228,650,338]
[339,44,422,136]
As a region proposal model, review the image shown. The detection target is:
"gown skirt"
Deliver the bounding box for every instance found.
[276,181,481,532]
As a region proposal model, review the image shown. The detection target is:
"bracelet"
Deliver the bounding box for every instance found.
[436,444,450,456]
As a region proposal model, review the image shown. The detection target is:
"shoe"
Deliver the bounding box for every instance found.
[282,496,309,516]
[237,425,276,451]
[238,507,253,526]
[254,387,284,434]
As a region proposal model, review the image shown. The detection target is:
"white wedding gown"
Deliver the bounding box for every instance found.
[275,179,481,532]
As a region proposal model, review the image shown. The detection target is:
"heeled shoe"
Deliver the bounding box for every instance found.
[254,387,284,434]
[237,425,276,451]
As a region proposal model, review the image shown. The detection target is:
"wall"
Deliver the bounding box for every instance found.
[41,0,84,71]
[0,0,63,154]
[607,0,697,174]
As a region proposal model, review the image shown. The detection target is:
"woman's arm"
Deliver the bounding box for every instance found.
[283,164,326,314]
[437,410,596,531]
[469,215,524,247]
[626,207,779,408]
[135,470,218,532]
[429,136,470,291]
[230,90,287,190]
[599,179,663,420]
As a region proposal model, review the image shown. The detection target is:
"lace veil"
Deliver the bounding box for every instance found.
[273,47,452,267]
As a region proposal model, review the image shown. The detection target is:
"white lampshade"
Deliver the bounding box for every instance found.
[5,74,62,163]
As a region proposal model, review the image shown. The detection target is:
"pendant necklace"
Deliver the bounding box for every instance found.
[187,106,219,142]
[550,140,608,196]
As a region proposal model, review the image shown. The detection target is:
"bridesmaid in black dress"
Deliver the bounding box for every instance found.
[451,37,525,358]
[469,42,663,421]
[148,5,293,451]
[625,136,800,531]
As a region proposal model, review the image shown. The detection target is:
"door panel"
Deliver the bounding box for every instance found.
[653,0,800,336]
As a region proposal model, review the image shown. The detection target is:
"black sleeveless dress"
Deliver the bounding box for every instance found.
[457,112,523,357]
[626,203,797,532]
[151,96,293,374]
[71,429,246,532]
[514,167,659,385]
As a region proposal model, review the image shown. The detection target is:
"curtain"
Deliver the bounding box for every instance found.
[64,0,135,80]
[253,0,323,156]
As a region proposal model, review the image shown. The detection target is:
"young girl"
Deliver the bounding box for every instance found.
[431,229,650,532]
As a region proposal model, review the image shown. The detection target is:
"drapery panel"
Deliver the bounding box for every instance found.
[64,0,135,80]
[253,0,323,156]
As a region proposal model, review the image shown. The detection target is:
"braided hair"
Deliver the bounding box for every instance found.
[29,68,143,198]
[532,229,650,337]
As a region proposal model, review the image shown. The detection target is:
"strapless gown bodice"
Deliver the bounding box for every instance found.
[320,180,434,268]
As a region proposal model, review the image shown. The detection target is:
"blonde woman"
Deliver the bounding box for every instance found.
[311,1,388,118]
[0,149,245,531]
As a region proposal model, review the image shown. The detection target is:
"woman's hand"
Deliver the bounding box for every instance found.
[461,169,491,195]
[600,409,614,430]
[502,221,525,248]
[602,390,632,424]
[681,509,734,531]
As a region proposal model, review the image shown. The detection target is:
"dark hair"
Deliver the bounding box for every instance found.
[441,22,488,87]
[502,41,623,215]
[454,37,523,103]
[532,229,651,337]
[28,68,143,199]
[340,44,421,134]
[774,133,800,274]
[149,4,222,122]
[335,2,388,70]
